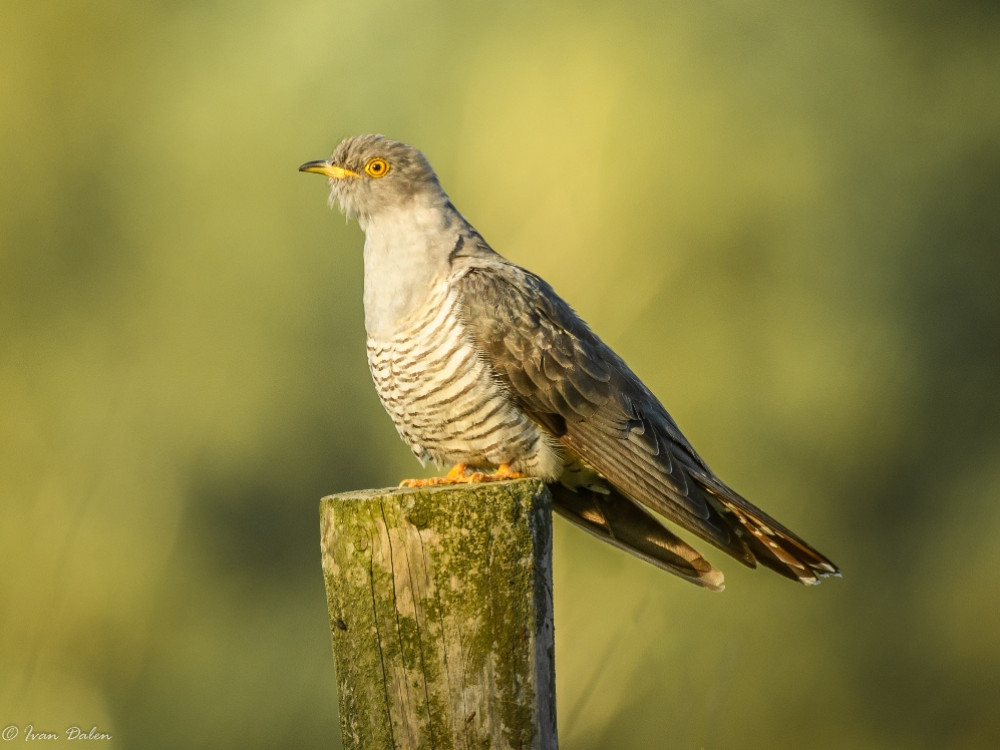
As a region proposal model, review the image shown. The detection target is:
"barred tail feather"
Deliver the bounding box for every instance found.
[549,484,726,591]
[697,479,841,586]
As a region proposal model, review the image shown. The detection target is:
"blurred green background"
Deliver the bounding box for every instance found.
[3,0,999,747]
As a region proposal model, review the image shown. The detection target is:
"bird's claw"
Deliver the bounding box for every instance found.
[400,463,525,487]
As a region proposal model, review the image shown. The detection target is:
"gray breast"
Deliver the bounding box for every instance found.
[366,280,563,479]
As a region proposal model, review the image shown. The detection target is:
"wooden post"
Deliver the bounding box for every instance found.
[319,479,557,750]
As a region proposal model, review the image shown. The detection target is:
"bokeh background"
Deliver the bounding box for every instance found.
[3,1,999,747]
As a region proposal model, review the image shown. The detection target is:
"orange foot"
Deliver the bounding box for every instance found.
[400,463,526,488]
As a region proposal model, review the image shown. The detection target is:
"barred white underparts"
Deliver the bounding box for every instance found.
[366,280,563,480]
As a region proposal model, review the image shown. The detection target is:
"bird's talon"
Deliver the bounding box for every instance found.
[400,464,470,487]
[399,463,524,487]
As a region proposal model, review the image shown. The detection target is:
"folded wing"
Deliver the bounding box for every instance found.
[455,259,839,585]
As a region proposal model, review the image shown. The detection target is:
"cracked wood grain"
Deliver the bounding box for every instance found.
[320,480,557,750]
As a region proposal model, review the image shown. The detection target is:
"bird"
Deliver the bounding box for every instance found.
[300,134,839,591]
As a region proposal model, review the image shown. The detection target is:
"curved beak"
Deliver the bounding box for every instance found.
[298,159,359,179]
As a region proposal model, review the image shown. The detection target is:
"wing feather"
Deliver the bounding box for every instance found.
[454,258,838,584]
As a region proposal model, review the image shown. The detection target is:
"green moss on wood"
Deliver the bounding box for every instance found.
[319,480,557,750]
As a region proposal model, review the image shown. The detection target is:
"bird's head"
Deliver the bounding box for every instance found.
[299,134,443,225]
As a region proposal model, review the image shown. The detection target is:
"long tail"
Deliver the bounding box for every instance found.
[695,475,841,586]
[549,483,726,591]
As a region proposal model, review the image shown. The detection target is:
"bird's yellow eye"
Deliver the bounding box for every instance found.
[364,157,390,178]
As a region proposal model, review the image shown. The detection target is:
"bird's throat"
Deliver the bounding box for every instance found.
[361,204,454,339]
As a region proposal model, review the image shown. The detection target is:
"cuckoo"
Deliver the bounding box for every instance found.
[300,134,838,590]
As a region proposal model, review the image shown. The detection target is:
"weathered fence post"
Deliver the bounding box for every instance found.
[319,479,557,750]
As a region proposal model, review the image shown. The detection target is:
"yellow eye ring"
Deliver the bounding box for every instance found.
[364,157,390,178]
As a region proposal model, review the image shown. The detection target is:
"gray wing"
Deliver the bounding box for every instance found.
[455,259,839,585]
